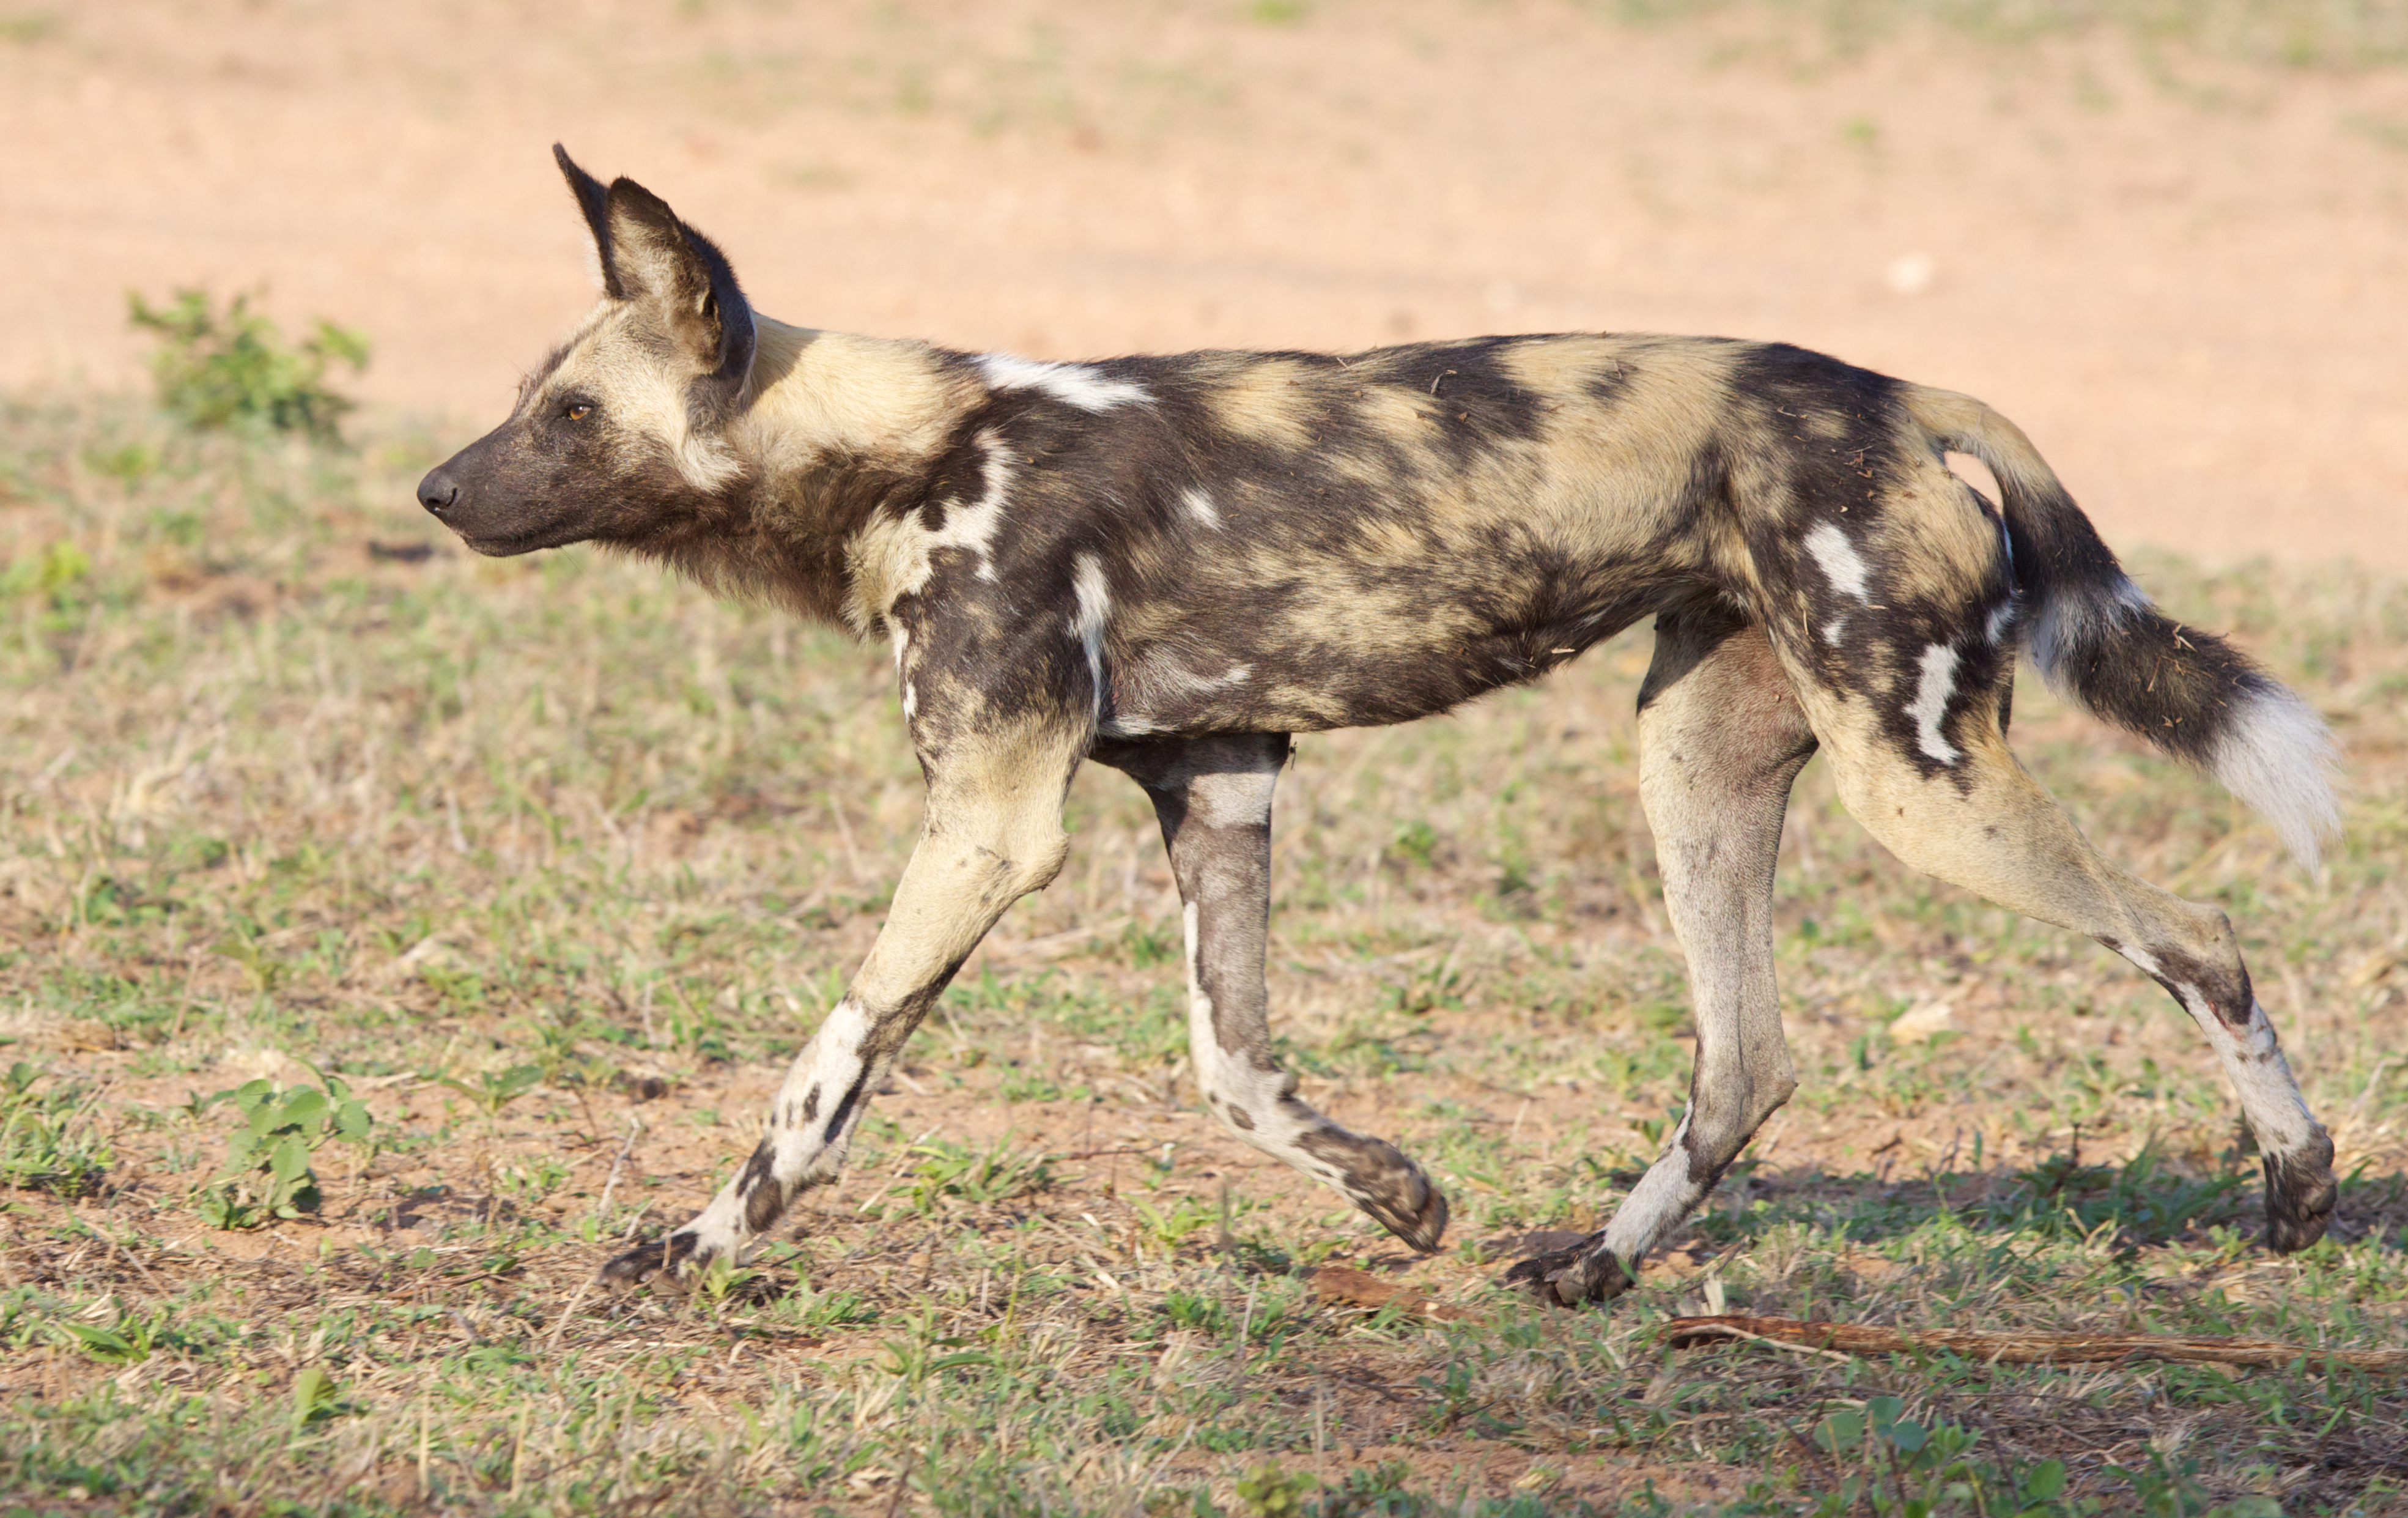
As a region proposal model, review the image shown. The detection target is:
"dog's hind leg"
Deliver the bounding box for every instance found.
[599,731,1082,1287]
[1790,644,2335,1257]
[1507,606,1817,1305]
[1099,733,1449,1252]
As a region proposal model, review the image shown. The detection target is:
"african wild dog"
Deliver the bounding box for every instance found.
[417,147,2341,1305]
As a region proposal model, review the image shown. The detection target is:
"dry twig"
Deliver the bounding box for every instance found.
[1664,1314,2408,1372]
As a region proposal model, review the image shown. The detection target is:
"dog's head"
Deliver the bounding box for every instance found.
[416,146,759,555]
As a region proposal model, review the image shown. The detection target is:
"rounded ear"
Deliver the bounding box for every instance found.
[605,180,757,397]
[553,151,758,400]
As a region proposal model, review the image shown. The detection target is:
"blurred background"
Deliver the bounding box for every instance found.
[3,0,2402,567]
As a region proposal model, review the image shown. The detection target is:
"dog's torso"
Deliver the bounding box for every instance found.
[740,329,2003,752]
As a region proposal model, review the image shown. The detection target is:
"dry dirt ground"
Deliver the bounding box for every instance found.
[1,0,2404,568]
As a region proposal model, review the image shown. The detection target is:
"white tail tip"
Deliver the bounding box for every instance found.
[2211,686,2342,873]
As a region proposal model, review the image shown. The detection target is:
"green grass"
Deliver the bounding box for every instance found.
[2,396,2406,1513]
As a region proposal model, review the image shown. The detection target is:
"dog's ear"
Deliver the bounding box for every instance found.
[556,153,756,397]
[553,144,625,300]
[602,176,758,392]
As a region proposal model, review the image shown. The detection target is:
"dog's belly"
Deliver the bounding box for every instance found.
[1100,569,1670,737]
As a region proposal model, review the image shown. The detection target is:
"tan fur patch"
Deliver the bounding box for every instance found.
[539,302,742,492]
[1205,358,1323,448]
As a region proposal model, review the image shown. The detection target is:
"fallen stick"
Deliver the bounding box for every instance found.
[1309,1265,1472,1323]
[1664,1314,2408,1372]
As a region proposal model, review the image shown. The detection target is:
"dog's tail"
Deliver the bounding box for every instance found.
[1901,385,2339,871]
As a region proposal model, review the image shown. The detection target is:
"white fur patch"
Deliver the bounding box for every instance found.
[1144,659,1252,700]
[1107,659,1253,736]
[2209,686,2341,872]
[817,996,871,1050]
[932,430,1014,582]
[2178,997,2321,1151]
[1907,643,1962,764]
[1600,1111,1694,1263]
[1189,766,1276,829]
[1984,598,2018,646]
[1805,522,1872,602]
[1071,553,1111,719]
[1181,486,1222,528]
[1186,893,1341,1182]
[976,352,1150,412]
[2115,943,2164,979]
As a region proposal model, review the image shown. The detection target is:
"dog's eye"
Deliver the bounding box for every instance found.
[564,402,593,422]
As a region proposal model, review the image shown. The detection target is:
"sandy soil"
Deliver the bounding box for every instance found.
[2,1,2402,568]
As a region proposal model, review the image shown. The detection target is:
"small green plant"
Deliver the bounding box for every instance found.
[693,1254,766,1314]
[1309,1461,1420,1517]
[1389,818,1441,869]
[884,1135,1056,1215]
[51,1303,186,1366]
[1984,1143,2250,1246]
[1804,1396,2096,1517]
[2110,1453,2284,1518]
[1,539,93,619]
[1383,957,1465,1017]
[436,1062,545,1119]
[0,1062,112,1196]
[1132,1193,1219,1252]
[1162,1288,1229,1337]
[876,1307,994,1389]
[771,1281,879,1333]
[289,1364,344,1430]
[194,1073,374,1228]
[1235,1462,1317,1518]
[126,288,368,440]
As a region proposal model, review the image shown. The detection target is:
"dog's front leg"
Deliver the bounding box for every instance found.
[1102,733,1449,1253]
[600,737,1079,1288]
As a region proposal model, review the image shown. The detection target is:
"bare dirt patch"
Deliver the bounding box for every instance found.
[1,1,2403,568]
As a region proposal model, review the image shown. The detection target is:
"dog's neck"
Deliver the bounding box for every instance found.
[689,315,978,624]
[735,316,976,483]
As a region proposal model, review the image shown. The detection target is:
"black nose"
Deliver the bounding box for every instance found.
[418,468,459,515]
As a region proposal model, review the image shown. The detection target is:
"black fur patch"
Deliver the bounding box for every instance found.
[1502,1232,1636,1306]
[2261,1128,2336,1254]
[2114,937,2256,1031]
[736,1139,781,1234]
[599,1228,703,1287]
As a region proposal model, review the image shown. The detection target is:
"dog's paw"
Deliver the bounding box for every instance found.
[2262,1130,2337,1254]
[1358,1166,1444,1262]
[599,1229,706,1290]
[1345,1149,1450,1254]
[1501,1232,1634,1308]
